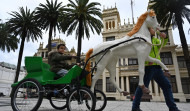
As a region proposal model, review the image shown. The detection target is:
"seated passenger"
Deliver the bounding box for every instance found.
[48,44,80,77]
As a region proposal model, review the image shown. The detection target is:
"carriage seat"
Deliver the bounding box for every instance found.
[24,56,56,85]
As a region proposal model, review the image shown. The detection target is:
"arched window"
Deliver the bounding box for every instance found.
[112,21,115,28]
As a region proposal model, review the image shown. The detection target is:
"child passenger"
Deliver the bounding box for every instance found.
[48,44,79,76]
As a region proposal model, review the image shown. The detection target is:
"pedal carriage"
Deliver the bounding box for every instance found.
[11,56,107,111]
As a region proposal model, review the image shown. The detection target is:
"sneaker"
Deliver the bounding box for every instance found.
[132,108,143,111]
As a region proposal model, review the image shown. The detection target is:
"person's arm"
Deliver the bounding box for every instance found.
[51,53,72,62]
[156,31,169,48]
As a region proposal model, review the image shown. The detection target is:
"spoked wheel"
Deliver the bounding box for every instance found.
[94,89,107,111]
[49,93,67,110]
[67,87,96,111]
[11,78,44,111]
[86,89,107,111]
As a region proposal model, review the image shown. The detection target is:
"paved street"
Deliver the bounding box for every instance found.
[0,97,190,111]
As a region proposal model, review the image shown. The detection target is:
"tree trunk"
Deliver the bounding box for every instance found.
[176,14,190,82]
[48,25,53,52]
[48,24,53,64]
[14,35,26,83]
[77,19,82,63]
[10,33,26,97]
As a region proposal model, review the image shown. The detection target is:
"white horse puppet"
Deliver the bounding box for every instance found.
[84,10,169,95]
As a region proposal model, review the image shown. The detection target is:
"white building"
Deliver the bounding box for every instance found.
[0,62,25,96]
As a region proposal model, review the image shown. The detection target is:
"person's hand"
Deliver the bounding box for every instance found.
[76,63,80,66]
[156,27,160,31]
[160,32,166,39]
[164,70,171,78]
[148,62,153,65]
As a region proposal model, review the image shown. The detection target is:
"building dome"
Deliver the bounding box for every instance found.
[45,42,58,48]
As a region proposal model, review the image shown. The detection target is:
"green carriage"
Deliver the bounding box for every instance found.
[11,56,107,111]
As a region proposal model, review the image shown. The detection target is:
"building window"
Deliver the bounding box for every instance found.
[129,76,139,94]
[123,58,126,66]
[95,79,103,91]
[119,77,121,88]
[177,56,186,68]
[119,59,121,66]
[151,80,155,93]
[181,78,190,94]
[106,36,115,41]
[124,77,126,91]
[106,77,116,92]
[168,76,178,93]
[160,52,173,65]
[106,22,108,29]
[46,52,48,58]
[41,52,44,58]
[112,21,115,28]
[128,58,138,65]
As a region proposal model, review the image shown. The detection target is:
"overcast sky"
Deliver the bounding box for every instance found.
[0,0,190,66]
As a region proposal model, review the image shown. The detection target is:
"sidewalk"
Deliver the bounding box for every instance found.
[0,97,190,111]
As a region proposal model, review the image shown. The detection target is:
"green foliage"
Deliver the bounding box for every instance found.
[150,0,190,29]
[8,7,42,41]
[0,22,18,52]
[35,0,64,52]
[61,0,103,39]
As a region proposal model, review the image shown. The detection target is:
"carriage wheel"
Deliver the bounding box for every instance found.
[67,87,96,111]
[11,78,43,111]
[86,89,107,111]
[49,93,67,110]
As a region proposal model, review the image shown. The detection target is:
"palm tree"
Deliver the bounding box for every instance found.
[0,22,18,52]
[8,7,42,83]
[35,0,63,52]
[150,0,190,81]
[61,0,103,63]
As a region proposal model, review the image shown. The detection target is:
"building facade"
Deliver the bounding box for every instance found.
[93,6,190,102]
[0,62,25,96]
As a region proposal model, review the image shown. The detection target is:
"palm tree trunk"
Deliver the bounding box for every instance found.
[176,14,190,82]
[77,19,82,63]
[14,35,26,83]
[10,34,26,97]
[48,25,53,52]
[48,24,53,64]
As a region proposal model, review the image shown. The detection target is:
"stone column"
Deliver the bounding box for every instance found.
[153,81,161,101]
[103,21,106,31]
[103,69,106,92]
[109,21,111,30]
[127,76,130,92]
[172,51,183,93]
[154,81,159,96]
[171,51,186,102]
[121,76,124,91]
[115,19,117,29]
[116,61,120,93]
[149,81,153,94]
